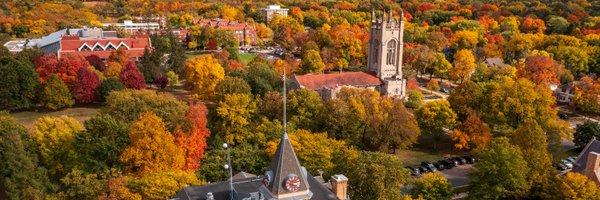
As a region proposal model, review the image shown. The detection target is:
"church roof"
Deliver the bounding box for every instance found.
[293,72,382,90]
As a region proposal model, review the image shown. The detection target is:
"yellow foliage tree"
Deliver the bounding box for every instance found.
[450,49,476,83]
[119,113,184,175]
[184,54,225,100]
[451,30,479,49]
[543,173,600,200]
[216,93,256,144]
[131,170,199,200]
[33,116,83,178]
[104,62,123,78]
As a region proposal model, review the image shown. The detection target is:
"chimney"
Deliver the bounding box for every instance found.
[206,192,214,200]
[583,152,600,185]
[330,174,348,200]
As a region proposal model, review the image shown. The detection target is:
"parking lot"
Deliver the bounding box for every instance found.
[439,164,473,187]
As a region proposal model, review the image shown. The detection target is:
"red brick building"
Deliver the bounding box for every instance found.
[39,27,151,62]
[195,18,257,46]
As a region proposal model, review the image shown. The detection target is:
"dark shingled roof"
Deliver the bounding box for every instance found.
[572,138,600,173]
[264,133,310,195]
[294,72,382,90]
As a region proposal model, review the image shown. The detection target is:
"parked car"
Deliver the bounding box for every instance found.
[556,163,568,171]
[438,159,455,169]
[434,162,446,171]
[452,157,467,165]
[406,166,421,176]
[463,155,475,164]
[566,156,577,163]
[440,87,450,93]
[446,158,459,166]
[558,113,569,120]
[418,166,430,173]
[421,161,437,172]
[561,159,573,169]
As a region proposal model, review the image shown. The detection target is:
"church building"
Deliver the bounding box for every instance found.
[289,10,406,100]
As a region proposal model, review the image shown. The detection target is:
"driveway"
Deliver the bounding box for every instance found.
[440,164,473,188]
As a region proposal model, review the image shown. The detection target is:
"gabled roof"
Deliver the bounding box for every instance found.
[572,138,600,173]
[484,58,505,67]
[294,71,383,90]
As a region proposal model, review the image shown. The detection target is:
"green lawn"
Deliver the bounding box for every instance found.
[239,53,257,65]
[185,52,203,59]
[396,134,460,166]
[10,107,100,131]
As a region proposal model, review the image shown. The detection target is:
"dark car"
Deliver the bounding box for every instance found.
[556,163,568,171]
[405,166,421,176]
[418,166,430,173]
[440,87,450,93]
[452,157,467,165]
[434,162,446,171]
[438,159,455,169]
[558,113,569,120]
[463,155,475,164]
[446,158,459,166]
[421,162,437,172]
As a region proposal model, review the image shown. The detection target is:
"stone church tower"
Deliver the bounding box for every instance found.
[367,9,406,98]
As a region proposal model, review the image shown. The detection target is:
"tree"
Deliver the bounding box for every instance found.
[337,151,410,200]
[130,170,198,200]
[0,114,50,200]
[215,76,252,102]
[574,120,600,147]
[120,113,184,175]
[33,116,83,179]
[258,91,283,121]
[40,74,74,110]
[57,55,90,88]
[174,103,211,172]
[97,77,125,102]
[109,49,128,66]
[300,49,325,74]
[410,172,452,200]
[547,16,570,34]
[518,55,560,85]
[59,169,105,199]
[216,93,256,144]
[0,56,39,110]
[99,176,142,200]
[426,79,440,92]
[102,89,188,130]
[520,17,546,34]
[104,62,123,78]
[543,173,600,200]
[198,143,270,182]
[572,76,600,113]
[415,100,457,149]
[450,49,476,83]
[166,71,179,87]
[406,90,425,109]
[511,120,553,195]
[288,88,324,131]
[184,54,224,100]
[72,67,100,103]
[154,73,168,89]
[85,55,105,71]
[451,112,491,150]
[451,30,479,50]
[119,62,145,89]
[468,137,529,199]
[74,114,130,173]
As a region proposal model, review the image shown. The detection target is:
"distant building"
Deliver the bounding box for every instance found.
[196,18,257,46]
[554,81,578,103]
[484,57,506,67]
[262,5,289,24]
[102,20,160,33]
[3,39,40,54]
[38,27,151,62]
[571,138,600,185]
[290,10,406,100]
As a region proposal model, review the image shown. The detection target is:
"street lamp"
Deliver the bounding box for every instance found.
[223,143,233,199]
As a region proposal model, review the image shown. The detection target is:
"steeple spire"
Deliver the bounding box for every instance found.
[389,9,393,22]
[371,8,376,22]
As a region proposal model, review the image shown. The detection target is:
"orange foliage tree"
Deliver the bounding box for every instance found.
[520,17,546,34]
[174,103,211,171]
[518,55,560,85]
[451,112,492,150]
[35,54,89,87]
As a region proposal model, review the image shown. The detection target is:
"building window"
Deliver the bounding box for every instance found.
[373,40,379,64]
[93,45,103,51]
[386,40,397,65]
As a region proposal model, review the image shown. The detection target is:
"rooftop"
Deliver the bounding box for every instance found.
[294,71,383,90]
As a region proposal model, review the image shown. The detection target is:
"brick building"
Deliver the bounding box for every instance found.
[195,18,257,46]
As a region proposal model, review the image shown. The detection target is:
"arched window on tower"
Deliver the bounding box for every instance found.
[373,39,379,64]
[387,40,397,65]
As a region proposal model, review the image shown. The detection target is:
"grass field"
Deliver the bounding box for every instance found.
[11,107,100,131]
[185,52,203,59]
[239,53,257,65]
[396,134,460,166]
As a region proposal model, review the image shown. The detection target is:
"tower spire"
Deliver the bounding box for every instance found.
[389,9,393,22]
[371,8,376,22]
[283,65,287,136]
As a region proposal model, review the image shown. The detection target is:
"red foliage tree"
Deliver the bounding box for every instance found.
[518,55,560,85]
[154,73,168,89]
[34,54,60,84]
[72,67,100,103]
[86,55,106,71]
[119,62,146,89]
[407,77,420,90]
[174,103,211,171]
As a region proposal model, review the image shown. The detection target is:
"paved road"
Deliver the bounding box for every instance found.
[440,165,473,187]
[419,87,449,99]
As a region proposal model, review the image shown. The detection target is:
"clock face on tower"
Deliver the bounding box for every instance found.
[284,175,301,192]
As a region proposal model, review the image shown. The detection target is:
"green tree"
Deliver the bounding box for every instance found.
[75,114,130,173]
[102,89,188,131]
[510,120,553,196]
[40,74,74,110]
[288,88,324,131]
[59,169,105,200]
[197,143,269,183]
[300,49,325,74]
[0,56,39,110]
[574,120,600,147]
[337,151,410,200]
[0,114,50,200]
[410,172,453,200]
[215,76,252,102]
[97,77,125,102]
[415,100,457,149]
[33,116,83,179]
[468,137,530,199]
[166,71,179,87]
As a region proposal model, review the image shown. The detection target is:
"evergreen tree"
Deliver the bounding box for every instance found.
[0,56,39,110]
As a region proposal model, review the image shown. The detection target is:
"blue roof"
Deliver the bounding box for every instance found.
[38,28,82,48]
